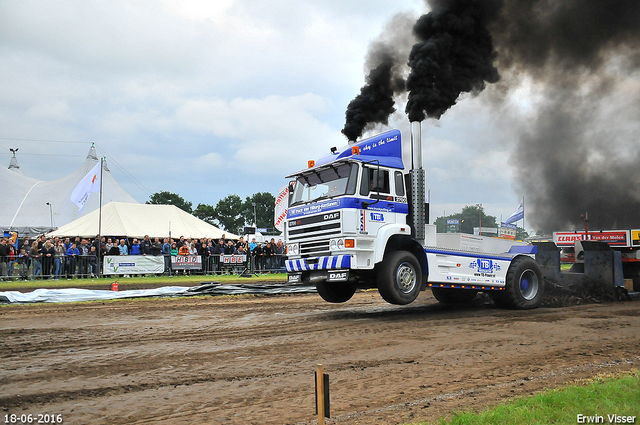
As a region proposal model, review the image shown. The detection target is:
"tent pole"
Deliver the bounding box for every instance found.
[97,157,104,279]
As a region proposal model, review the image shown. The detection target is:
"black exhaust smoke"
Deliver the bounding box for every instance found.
[343,0,640,231]
[405,0,501,122]
[492,0,640,231]
[343,1,502,140]
[341,13,415,142]
[341,48,405,142]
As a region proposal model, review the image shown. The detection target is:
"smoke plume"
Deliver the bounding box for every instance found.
[344,0,640,231]
[341,47,406,141]
[405,0,502,122]
[341,13,415,141]
[492,0,640,231]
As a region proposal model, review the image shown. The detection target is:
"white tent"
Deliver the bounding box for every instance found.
[1,145,138,237]
[47,202,238,240]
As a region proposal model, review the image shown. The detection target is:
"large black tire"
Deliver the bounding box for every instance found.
[490,256,544,309]
[432,288,478,304]
[316,281,356,303]
[377,251,422,305]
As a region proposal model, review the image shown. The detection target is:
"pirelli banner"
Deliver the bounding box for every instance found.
[103,255,165,275]
[172,255,202,270]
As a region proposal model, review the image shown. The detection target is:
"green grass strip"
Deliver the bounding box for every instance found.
[0,273,287,290]
[415,370,640,425]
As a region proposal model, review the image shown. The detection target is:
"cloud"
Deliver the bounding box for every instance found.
[175,93,336,168]
[0,0,573,231]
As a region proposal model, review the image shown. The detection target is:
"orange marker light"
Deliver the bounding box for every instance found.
[351,146,360,155]
[308,160,315,168]
[345,239,355,248]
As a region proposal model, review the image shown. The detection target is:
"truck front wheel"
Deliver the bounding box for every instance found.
[377,251,422,305]
[490,256,544,309]
[316,281,356,303]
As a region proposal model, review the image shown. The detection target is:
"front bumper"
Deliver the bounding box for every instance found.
[285,255,352,272]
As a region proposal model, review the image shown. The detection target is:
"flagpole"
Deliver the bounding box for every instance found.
[521,196,525,237]
[97,157,104,278]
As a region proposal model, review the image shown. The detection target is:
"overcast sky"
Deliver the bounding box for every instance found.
[0,0,572,232]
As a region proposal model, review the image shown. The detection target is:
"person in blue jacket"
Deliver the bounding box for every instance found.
[130,238,141,255]
[66,243,80,278]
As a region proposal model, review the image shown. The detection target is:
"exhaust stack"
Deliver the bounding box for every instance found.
[410,121,426,245]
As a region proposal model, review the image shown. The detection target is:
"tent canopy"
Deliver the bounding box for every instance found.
[47,202,238,240]
[2,145,138,237]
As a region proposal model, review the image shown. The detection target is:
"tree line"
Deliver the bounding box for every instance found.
[147,191,276,236]
[149,193,528,240]
[434,205,529,240]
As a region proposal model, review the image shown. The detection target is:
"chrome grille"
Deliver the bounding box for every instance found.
[301,238,330,257]
[287,213,341,258]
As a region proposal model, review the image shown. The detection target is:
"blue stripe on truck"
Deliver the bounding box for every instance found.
[286,255,351,272]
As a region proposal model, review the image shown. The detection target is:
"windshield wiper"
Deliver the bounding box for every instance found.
[310,194,330,203]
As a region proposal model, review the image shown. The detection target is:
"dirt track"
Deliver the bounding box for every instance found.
[1,290,639,424]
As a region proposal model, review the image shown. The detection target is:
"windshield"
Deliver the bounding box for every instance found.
[289,162,358,206]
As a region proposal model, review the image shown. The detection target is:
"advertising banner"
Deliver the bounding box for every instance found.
[103,255,165,275]
[274,186,289,232]
[221,255,247,264]
[553,230,631,247]
[171,255,202,270]
[500,222,517,240]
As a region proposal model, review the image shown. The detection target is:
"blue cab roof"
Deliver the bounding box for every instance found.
[306,129,404,173]
[316,129,403,169]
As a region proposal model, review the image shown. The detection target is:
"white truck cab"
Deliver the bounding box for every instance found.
[285,126,543,309]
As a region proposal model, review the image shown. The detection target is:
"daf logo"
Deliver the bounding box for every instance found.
[324,213,339,220]
[328,271,348,282]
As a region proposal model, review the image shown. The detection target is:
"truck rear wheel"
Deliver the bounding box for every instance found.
[377,251,422,305]
[491,256,544,309]
[432,288,478,304]
[316,281,356,303]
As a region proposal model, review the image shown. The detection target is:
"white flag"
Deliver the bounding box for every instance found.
[70,161,101,211]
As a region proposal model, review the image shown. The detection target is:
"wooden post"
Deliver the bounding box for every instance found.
[316,364,325,425]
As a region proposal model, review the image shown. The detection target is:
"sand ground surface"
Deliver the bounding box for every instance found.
[1,290,639,424]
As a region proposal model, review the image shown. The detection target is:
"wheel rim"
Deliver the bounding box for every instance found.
[519,269,539,300]
[395,262,417,293]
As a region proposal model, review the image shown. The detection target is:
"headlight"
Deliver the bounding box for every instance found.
[330,238,344,251]
[287,243,299,255]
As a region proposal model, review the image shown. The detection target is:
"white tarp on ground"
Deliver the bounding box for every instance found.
[0,286,191,303]
[1,145,138,237]
[47,201,238,239]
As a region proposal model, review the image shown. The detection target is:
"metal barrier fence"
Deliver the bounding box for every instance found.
[0,254,287,280]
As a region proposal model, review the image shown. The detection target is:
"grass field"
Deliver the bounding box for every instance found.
[424,370,640,425]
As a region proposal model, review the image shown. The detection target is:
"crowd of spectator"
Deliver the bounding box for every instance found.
[0,234,286,280]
